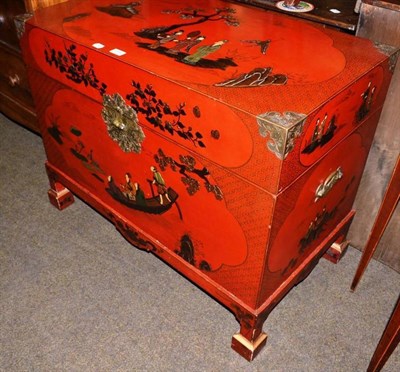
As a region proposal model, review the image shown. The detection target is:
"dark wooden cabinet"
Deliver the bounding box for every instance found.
[0,0,38,132]
[229,0,360,31]
[0,0,67,133]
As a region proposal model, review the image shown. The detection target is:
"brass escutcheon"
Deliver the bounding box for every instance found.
[101,93,145,153]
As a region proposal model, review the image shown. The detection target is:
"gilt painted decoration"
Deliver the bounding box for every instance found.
[175,234,212,271]
[96,2,140,18]
[42,87,248,273]
[154,149,223,200]
[41,0,348,90]
[44,42,107,96]
[300,67,385,167]
[356,82,376,123]
[106,170,183,219]
[298,207,336,253]
[301,113,338,155]
[126,81,206,147]
[215,67,287,87]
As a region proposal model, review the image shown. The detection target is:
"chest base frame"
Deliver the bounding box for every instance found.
[45,160,355,361]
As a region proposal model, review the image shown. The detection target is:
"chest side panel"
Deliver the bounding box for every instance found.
[277,57,396,192]
[258,110,382,306]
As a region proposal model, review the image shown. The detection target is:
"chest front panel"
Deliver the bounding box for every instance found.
[29,68,279,307]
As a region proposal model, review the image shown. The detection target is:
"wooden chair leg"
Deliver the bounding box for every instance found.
[367,296,400,372]
[351,156,400,291]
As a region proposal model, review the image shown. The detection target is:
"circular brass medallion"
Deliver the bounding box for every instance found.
[101,93,145,153]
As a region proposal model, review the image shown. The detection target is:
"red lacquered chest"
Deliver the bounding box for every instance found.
[20,0,398,360]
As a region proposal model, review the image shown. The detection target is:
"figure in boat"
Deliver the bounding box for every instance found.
[150,166,171,205]
[121,172,136,201]
[135,183,146,206]
[106,170,182,219]
[120,173,146,206]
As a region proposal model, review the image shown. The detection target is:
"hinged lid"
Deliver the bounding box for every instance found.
[24,0,394,117]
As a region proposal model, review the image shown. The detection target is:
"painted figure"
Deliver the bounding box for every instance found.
[183,40,228,65]
[150,166,171,205]
[122,172,136,200]
[367,86,376,112]
[107,175,120,195]
[356,81,376,122]
[149,30,184,49]
[302,112,338,155]
[135,183,146,206]
[311,118,320,143]
[299,207,335,253]
[167,32,205,55]
[317,114,328,141]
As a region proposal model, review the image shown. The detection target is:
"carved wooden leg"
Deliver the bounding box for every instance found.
[46,163,74,210]
[231,310,268,361]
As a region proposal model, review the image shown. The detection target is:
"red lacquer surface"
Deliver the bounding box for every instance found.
[44,88,250,269]
[26,0,390,119]
[24,23,394,195]
[28,72,278,307]
[20,0,398,360]
[259,111,381,304]
[299,67,385,167]
[270,133,367,273]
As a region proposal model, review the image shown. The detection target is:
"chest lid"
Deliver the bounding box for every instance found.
[25,0,395,115]
[22,0,398,194]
